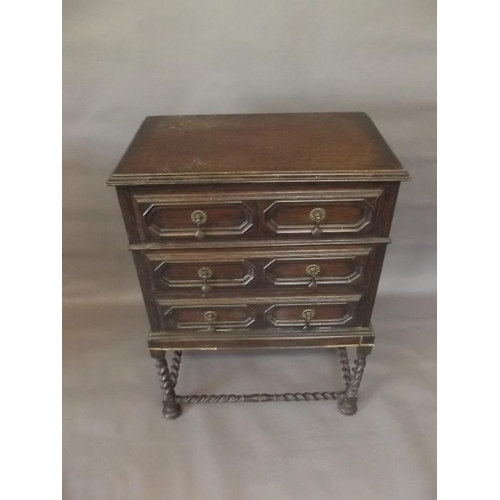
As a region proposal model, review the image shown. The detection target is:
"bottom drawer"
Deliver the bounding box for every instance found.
[155,294,363,332]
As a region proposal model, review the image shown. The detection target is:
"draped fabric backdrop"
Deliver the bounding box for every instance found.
[63,2,436,499]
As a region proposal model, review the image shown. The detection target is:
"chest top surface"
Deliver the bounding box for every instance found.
[107,113,409,185]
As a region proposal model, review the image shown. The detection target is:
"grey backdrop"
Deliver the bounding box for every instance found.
[63,2,436,499]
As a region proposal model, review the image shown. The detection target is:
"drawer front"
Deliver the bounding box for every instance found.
[264,302,356,328]
[150,258,256,293]
[144,246,374,294]
[264,255,367,288]
[160,304,256,331]
[134,198,255,240]
[130,187,387,242]
[263,192,381,237]
[155,295,363,332]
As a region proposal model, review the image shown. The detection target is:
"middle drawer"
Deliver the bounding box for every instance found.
[141,245,378,295]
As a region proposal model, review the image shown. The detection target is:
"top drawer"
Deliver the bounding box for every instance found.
[128,186,394,243]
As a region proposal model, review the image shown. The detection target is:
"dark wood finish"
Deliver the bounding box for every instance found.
[154,293,363,332]
[134,195,254,241]
[127,185,391,242]
[108,112,408,417]
[132,243,386,330]
[107,113,409,185]
[159,303,256,331]
[142,244,376,294]
[264,190,382,237]
[148,328,375,351]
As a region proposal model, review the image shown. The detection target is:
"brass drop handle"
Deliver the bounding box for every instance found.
[204,310,217,332]
[310,208,326,237]
[306,264,321,289]
[191,210,207,239]
[302,308,316,330]
[198,266,213,294]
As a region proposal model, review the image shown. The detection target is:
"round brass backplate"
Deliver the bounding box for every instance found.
[306,264,321,277]
[309,208,326,223]
[191,210,208,225]
[302,308,316,320]
[198,267,213,279]
[204,310,217,322]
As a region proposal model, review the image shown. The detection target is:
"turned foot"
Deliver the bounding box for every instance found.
[163,401,182,419]
[338,394,358,416]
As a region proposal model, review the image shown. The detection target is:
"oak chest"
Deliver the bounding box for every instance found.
[107,113,409,418]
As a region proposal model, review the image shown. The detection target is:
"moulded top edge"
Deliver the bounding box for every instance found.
[106,170,411,186]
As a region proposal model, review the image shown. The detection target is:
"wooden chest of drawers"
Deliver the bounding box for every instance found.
[108,113,409,418]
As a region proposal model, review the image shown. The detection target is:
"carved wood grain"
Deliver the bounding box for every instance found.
[155,293,363,332]
[143,246,374,293]
[152,259,255,290]
[132,195,255,240]
[159,304,257,331]
[128,186,388,243]
[263,254,368,287]
[263,189,383,236]
[264,302,358,328]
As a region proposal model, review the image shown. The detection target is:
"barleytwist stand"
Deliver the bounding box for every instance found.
[151,346,372,419]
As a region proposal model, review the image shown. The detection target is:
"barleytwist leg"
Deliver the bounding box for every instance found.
[338,346,371,416]
[170,350,182,389]
[338,348,352,386]
[155,352,182,419]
